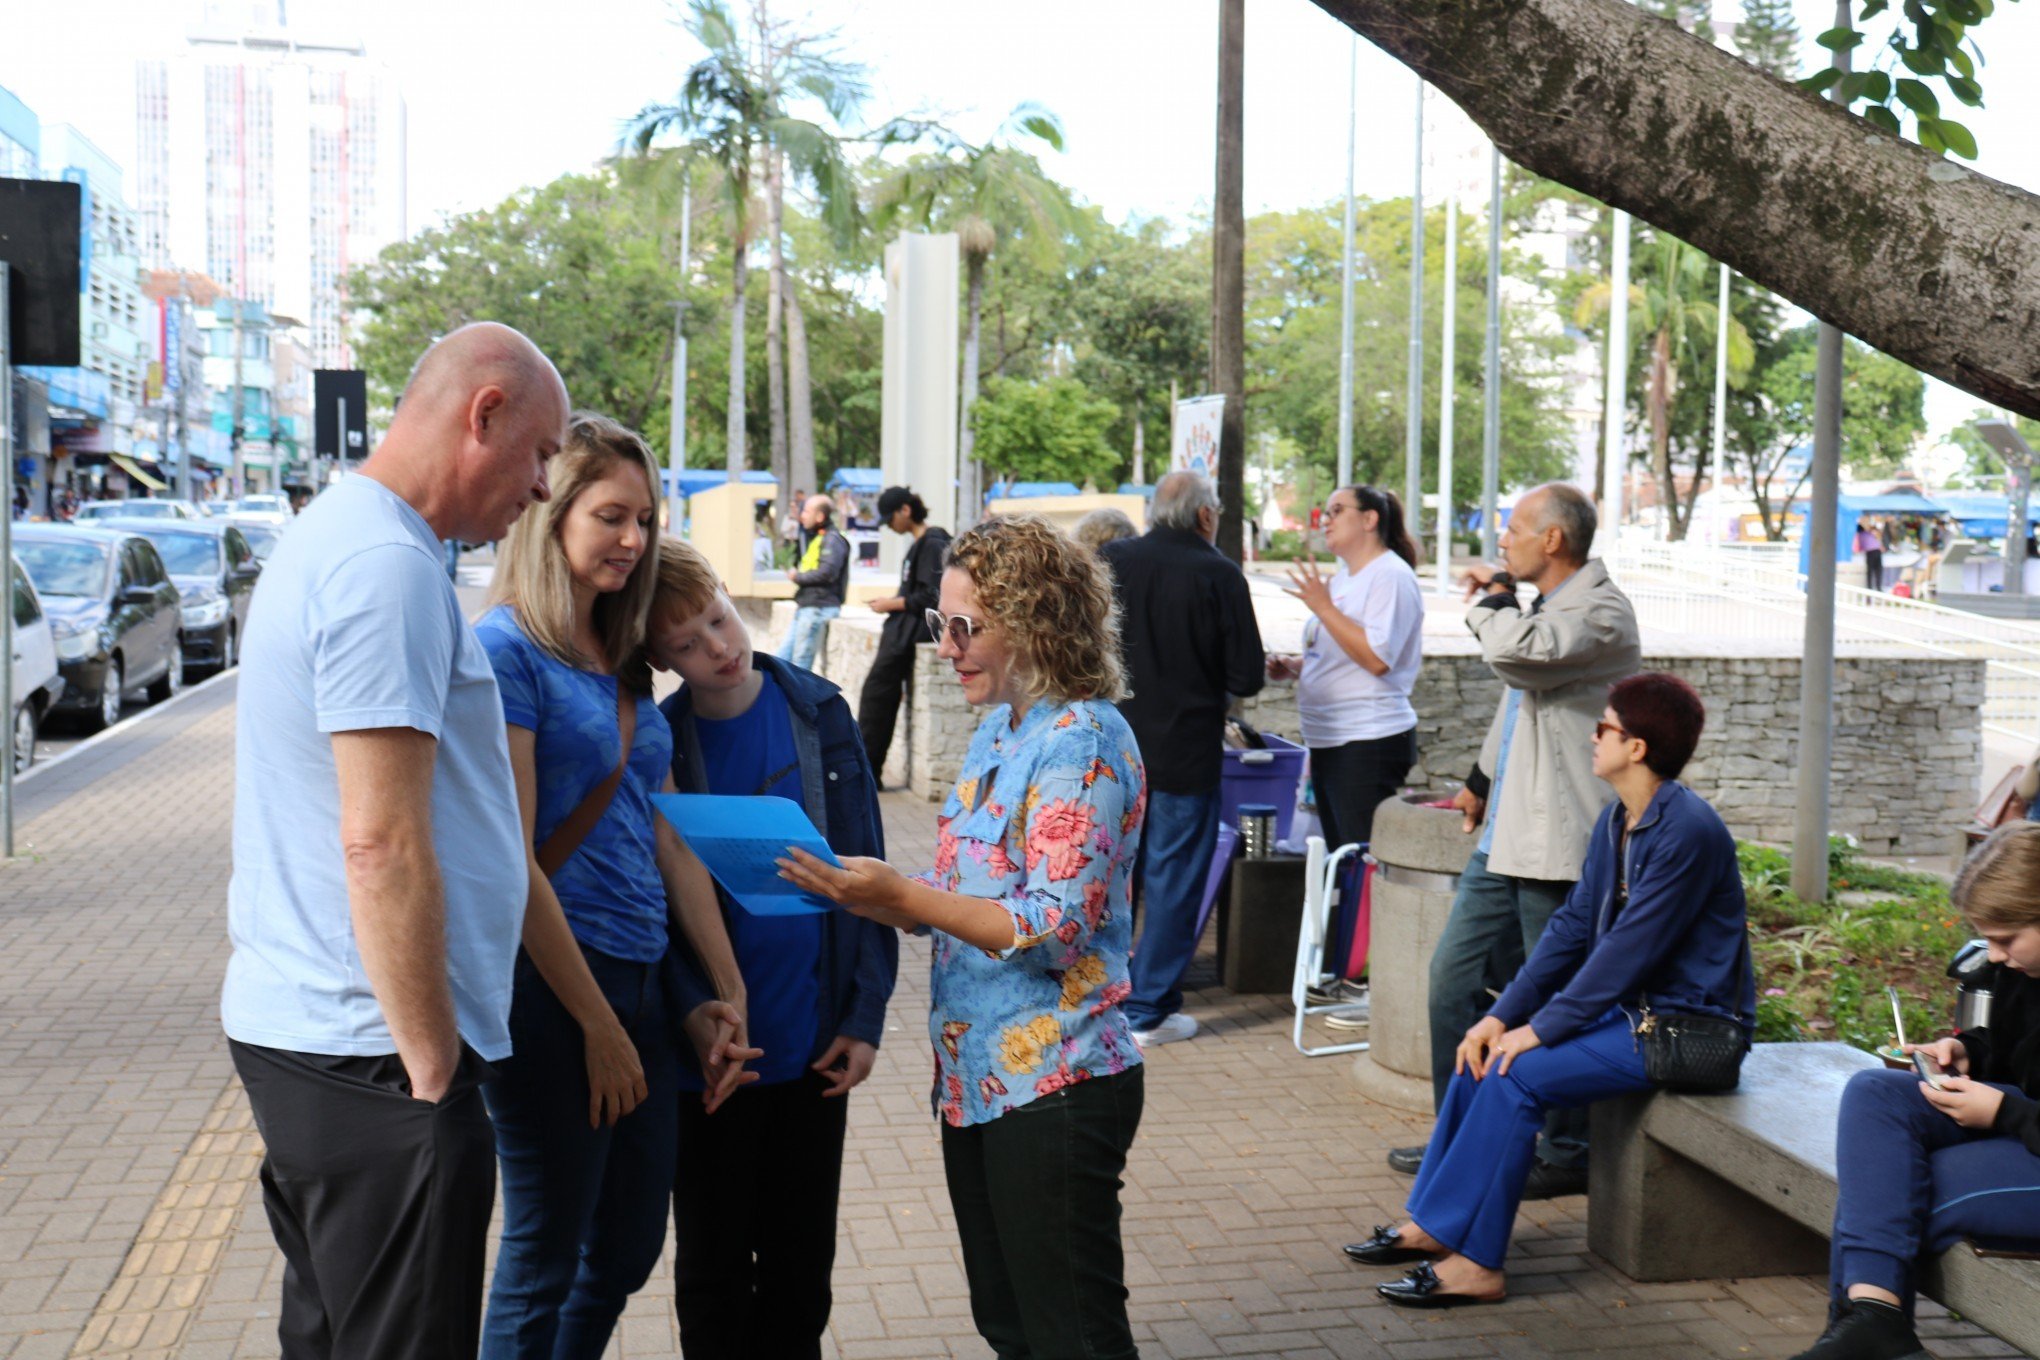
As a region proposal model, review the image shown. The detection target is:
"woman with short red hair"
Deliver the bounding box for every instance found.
[1341,671,1754,1308]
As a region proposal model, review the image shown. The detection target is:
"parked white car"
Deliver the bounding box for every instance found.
[229,494,294,527]
[76,499,204,523]
[10,554,65,774]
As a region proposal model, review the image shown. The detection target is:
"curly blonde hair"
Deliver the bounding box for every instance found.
[946,515,1126,706]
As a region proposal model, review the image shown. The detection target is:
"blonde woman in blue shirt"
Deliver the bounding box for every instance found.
[476,413,748,1359]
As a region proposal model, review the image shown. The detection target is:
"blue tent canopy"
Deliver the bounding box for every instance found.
[987,480,1082,499]
[1794,491,1950,573]
[667,469,777,501]
[1927,492,2040,540]
[826,467,882,493]
[1115,483,1157,498]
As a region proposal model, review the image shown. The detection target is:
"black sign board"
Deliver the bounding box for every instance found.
[0,179,82,366]
[314,368,368,460]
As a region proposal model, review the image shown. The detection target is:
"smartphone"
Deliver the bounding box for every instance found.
[1888,985,1949,1091]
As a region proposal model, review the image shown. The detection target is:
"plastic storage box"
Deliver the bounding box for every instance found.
[1218,735,1306,845]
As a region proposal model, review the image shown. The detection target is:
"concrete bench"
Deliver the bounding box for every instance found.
[1590,1041,2040,1353]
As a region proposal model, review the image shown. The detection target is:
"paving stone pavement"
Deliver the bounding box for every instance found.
[0,678,2020,1360]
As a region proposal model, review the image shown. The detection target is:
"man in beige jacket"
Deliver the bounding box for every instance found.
[1382,483,1640,1199]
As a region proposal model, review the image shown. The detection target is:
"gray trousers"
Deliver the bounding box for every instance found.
[1425,848,1588,1169]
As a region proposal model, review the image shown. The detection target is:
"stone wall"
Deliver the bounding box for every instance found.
[747,607,1985,860]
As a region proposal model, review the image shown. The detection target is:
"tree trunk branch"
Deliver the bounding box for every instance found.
[1310,0,2040,417]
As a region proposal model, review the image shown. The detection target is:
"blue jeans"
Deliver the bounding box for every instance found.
[1407,1009,1652,1269]
[1830,1066,2040,1317]
[481,946,677,1360]
[1125,788,1220,1031]
[781,605,839,672]
[1427,849,1586,1168]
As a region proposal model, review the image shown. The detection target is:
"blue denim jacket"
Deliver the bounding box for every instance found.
[1490,780,1754,1045]
[660,653,898,1046]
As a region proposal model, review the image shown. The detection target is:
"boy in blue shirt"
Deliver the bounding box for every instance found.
[645,538,896,1359]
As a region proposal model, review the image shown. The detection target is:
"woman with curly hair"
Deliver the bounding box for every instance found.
[779,515,1146,1359]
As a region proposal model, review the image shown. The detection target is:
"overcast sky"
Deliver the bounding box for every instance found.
[11,0,2040,436]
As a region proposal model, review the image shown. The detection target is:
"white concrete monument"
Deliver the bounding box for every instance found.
[880,233,960,576]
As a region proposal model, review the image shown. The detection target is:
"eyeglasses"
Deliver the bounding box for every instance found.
[1323,502,1351,520]
[925,608,988,651]
[1593,720,1632,743]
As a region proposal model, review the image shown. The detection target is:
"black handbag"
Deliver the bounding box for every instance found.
[1634,933,1752,1094]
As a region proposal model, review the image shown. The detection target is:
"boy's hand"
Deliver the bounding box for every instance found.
[812,1036,878,1096]
[1921,1074,2004,1129]
[1904,1036,1969,1076]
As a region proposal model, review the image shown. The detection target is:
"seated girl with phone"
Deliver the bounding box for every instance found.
[1791,820,2040,1360]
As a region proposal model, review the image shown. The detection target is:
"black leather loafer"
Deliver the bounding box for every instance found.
[1340,1225,1434,1266]
[1386,1145,1426,1175]
[1377,1262,1507,1309]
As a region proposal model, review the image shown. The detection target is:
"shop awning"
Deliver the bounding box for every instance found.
[110,453,168,491]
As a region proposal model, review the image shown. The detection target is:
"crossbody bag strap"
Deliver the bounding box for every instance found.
[535,680,638,878]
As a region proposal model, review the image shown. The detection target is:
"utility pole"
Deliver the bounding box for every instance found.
[1480,146,1503,560]
[229,291,247,498]
[1600,211,1632,550]
[1212,0,1247,561]
[1712,263,1731,505]
[1791,0,1853,905]
[1435,179,1456,593]
[1335,34,1358,492]
[669,175,693,517]
[1403,77,1425,550]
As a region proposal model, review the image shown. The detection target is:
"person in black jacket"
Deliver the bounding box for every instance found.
[782,495,849,671]
[643,538,898,1360]
[1789,821,2040,1360]
[1100,470,1265,1047]
[857,486,950,776]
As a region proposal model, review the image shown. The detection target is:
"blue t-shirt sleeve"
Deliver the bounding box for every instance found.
[308,543,458,737]
[479,618,542,731]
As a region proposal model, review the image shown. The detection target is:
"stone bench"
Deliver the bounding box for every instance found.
[1590,1041,2040,1353]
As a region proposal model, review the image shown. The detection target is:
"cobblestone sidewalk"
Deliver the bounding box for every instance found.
[0,680,2017,1359]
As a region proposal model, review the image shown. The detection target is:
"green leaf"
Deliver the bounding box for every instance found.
[1946,0,1982,23]
[1800,68,1844,92]
[1899,44,1941,74]
[1947,74,1984,105]
[1837,72,1873,103]
[1949,44,1976,78]
[1895,76,1942,115]
[1860,0,1891,14]
[1936,117,1979,158]
[1864,105,1904,133]
[1817,25,1866,49]
[1861,71,1893,101]
[1917,119,1948,153]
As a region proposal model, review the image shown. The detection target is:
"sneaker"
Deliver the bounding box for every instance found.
[1787,1299,1929,1360]
[1323,1006,1371,1031]
[1132,1013,1200,1048]
[1305,979,1372,1007]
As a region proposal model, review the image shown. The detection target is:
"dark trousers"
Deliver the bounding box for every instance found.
[481,947,678,1360]
[230,1038,497,1360]
[1831,1067,2040,1316]
[1311,727,1417,852]
[671,1072,849,1358]
[1426,849,1588,1169]
[857,643,916,774]
[1125,789,1220,1031]
[1407,1010,1650,1269]
[1865,549,1884,591]
[941,1066,1145,1360]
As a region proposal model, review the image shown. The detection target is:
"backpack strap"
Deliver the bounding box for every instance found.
[535,680,637,878]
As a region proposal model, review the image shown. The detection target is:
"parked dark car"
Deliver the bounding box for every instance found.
[11,525,186,731]
[98,518,260,675]
[228,518,283,563]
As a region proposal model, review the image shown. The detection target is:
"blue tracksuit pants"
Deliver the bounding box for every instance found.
[1406,1009,1652,1270]
[1831,1066,2040,1316]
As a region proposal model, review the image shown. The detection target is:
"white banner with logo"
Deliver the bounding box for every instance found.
[1171,394,1225,478]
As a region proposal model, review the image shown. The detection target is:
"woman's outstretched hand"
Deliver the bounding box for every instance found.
[777,848,919,930]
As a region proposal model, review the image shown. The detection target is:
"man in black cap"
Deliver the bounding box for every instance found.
[858,486,950,777]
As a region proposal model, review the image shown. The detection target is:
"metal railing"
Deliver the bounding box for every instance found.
[1611,541,2040,744]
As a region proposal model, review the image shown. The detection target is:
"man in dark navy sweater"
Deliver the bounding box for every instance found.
[1101,470,1266,1047]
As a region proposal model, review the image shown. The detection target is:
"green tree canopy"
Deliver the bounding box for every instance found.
[969,377,1121,487]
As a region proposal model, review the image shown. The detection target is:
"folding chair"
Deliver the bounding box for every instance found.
[1291,835,1369,1057]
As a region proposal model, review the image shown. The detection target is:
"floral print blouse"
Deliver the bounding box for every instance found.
[921,696,1147,1127]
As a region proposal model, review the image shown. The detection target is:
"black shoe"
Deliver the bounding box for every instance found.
[1341,1225,1435,1267]
[1387,1145,1426,1175]
[1376,1261,1506,1310]
[1521,1161,1589,1200]
[1787,1300,1929,1360]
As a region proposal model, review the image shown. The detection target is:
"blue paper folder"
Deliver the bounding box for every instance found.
[651,793,841,916]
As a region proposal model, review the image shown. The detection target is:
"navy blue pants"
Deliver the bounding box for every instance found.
[481,945,678,1360]
[1407,1009,1652,1270]
[1831,1067,2040,1315]
[1125,788,1220,1031]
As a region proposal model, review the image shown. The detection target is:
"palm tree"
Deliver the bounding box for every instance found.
[628,1,767,482]
[873,106,1071,525]
[1577,233,1751,539]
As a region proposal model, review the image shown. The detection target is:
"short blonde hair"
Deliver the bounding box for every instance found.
[488,411,662,684]
[1073,507,1138,553]
[650,537,722,622]
[1956,821,2040,931]
[946,515,1126,706]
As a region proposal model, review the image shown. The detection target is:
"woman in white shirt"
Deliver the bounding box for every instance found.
[1270,485,1427,852]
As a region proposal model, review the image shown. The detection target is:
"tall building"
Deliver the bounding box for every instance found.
[135,5,406,368]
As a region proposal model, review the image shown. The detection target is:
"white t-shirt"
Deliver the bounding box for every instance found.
[1297,551,1425,746]
[221,475,527,1059]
